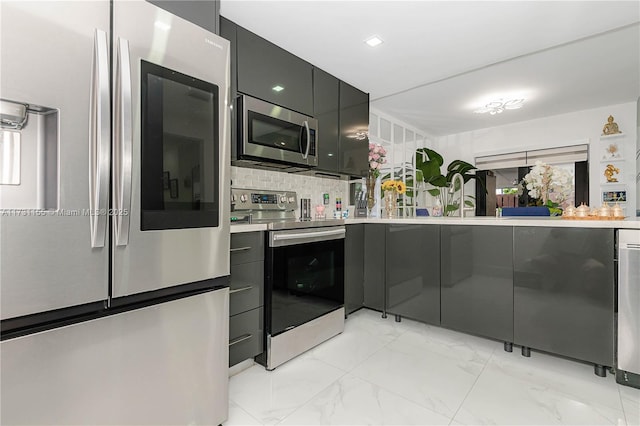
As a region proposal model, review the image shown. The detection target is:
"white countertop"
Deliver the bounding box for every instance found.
[229,217,640,232]
[344,216,640,229]
[230,223,268,233]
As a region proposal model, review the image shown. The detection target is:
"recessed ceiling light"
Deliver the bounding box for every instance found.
[272,85,284,92]
[364,36,383,47]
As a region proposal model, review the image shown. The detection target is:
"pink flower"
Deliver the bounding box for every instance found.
[369,143,375,150]
[370,161,379,169]
[372,153,380,160]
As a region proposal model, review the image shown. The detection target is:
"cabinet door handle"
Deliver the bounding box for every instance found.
[230,285,253,294]
[230,246,252,253]
[229,333,253,346]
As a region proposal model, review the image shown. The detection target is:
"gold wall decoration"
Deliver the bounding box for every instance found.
[602,115,621,135]
[604,164,620,182]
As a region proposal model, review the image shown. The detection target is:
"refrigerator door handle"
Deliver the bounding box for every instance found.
[113,37,132,246]
[89,29,110,248]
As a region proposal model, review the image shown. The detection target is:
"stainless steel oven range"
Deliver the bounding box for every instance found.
[231,188,345,370]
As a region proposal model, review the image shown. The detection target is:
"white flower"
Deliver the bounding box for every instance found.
[522,162,574,205]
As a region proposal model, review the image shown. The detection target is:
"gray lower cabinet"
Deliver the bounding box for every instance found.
[441,225,513,342]
[345,224,364,315]
[513,227,615,367]
[385,224,440,325]
[229,307,263,367]
[363,224,385,311]
[229,232,265,367]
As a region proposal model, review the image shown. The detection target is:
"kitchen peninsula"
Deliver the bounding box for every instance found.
[345,217,640,378]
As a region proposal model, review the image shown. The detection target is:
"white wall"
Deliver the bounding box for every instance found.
[434,102,638,215]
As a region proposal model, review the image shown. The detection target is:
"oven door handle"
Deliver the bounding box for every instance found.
[270,228,345,247]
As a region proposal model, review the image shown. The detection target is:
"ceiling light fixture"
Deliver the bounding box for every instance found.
[272,85,284,92]
[347,130,369,140]
[364,36,383,47]
[474,98,525,115]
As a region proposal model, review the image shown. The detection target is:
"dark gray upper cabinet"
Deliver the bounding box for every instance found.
[313,68,340,173]
[236,26,313,116]
[339,81,369,177]
[147,0,219,34]
[440,226,513,342]
[385,224,440,325]
[513,227,615,366]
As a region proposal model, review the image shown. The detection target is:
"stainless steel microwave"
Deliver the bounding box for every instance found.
[238,94,318,168]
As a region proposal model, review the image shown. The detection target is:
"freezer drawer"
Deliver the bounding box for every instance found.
[1,289,229,425]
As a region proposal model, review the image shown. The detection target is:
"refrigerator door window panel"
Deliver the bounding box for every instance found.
[140,60,220,231]
[111,1,230,299]
[0,1,110,320]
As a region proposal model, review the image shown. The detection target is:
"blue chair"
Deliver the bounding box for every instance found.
[501,207,550,216]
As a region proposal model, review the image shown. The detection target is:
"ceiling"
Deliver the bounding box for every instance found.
[220,1,640,137]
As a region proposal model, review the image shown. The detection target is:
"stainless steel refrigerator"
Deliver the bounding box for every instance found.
[0,1,231,424]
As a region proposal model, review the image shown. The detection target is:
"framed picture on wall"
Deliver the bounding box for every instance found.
[602,190,627,203]
[163,171,170,190]
[601,142,623,160]
[191,165,201,202]
[169,179,179,199]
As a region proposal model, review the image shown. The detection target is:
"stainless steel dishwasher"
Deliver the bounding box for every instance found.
[617,229,640,389]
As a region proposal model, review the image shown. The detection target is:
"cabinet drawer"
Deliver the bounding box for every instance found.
[229,307,263,367]
[230,232,264,265]
[230,261,264,315]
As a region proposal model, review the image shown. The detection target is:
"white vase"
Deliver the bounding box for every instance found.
[369,177,382,218]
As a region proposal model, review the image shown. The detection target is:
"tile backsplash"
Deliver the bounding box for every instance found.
[231,166,354,216]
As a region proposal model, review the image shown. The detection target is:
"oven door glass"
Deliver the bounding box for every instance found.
[140,60,219,230]
[247,111,315,156]
[267,238,344,336]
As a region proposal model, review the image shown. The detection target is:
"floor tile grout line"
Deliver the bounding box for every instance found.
[447,344,497,425]
[271,359,352,426]
[349,372,455,425]
[617,382,630,426]
[229,360,348,426]
[227,400,264,426]
[232,311,394,425]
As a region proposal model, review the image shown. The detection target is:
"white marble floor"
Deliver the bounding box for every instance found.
[225,309,640,426]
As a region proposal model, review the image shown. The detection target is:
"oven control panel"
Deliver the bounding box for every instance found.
[231,188,297,211]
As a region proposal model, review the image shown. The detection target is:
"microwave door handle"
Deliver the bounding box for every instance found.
[89,29,110,248]
[113,37,132,246]
[302,120,310,160]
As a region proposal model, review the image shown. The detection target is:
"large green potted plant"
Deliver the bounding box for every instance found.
[415,147,479,215]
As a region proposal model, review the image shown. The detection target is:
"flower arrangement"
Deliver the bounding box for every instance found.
[368,143,387,178]
[381,179,406,194]
[521,161,574,214]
